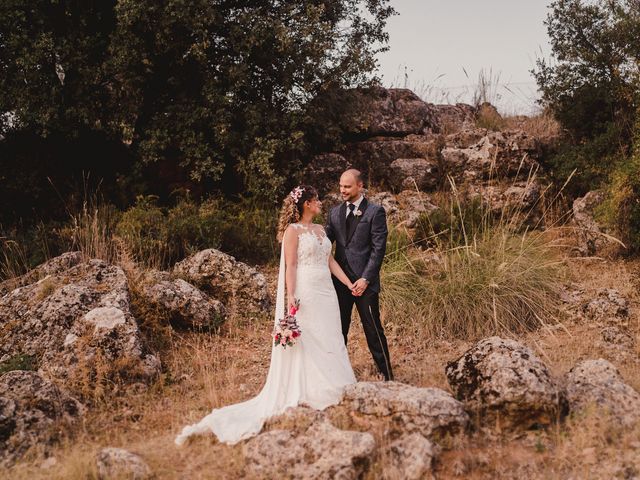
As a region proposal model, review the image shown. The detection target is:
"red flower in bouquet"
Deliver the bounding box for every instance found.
[273,298,302,349]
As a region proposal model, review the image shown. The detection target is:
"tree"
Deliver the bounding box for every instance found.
[0,0,396,208]
[532,0,640,141]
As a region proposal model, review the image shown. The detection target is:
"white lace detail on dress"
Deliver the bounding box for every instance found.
[297,230,330,267]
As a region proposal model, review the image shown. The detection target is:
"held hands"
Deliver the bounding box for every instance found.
[350,278,369,296]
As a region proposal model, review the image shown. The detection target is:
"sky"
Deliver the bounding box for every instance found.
[375,0,554,114]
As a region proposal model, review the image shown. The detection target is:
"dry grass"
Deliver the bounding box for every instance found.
[3,252,640,478]
[3,176,640,478]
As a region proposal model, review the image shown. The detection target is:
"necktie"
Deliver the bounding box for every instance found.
[346,203,356,237]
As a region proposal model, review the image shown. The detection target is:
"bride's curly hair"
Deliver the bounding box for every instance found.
[276,185,318,242]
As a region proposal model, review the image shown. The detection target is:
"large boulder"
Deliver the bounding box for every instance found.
[344,87,438,136]
[173,249,270,314]
[564,359,640,427]
[430,103,478,134]
[343,134,441,187]
[389,158,440,192]
[96,447,152,480]
[140,272,226,330]
[340,381,469,440]
[0,370,84,467]
[462,179,544,225]
[243,420,376,479]
[396,190,440,228]
[582,288,629,324]
[386,432,439,480]
[0,251,83,296]
[440,130,541,184]
[571,190,611,256]
[0,257,161,396]
[445,337,567,431]
[302,153,352,196]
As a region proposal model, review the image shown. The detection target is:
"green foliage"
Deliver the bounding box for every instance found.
[542,121,628,197]
[115,194,279,268]
[414,196,487,249]
[596,104,640,255]
[532,0,640,142]
[0,0,396,201]
[0,353,37,374]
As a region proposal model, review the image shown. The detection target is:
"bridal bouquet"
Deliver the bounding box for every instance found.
[273,299,302,349]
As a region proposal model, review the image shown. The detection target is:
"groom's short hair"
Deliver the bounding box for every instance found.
[342,168,364,186]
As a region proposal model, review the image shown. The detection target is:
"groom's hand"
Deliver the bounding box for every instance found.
[351,278,369,296]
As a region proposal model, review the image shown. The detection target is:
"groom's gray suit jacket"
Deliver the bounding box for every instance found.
[325,197,388,293]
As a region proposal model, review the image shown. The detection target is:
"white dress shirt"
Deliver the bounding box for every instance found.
[345,195,364,217]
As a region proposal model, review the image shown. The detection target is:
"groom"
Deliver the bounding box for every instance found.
[325,169,394,381]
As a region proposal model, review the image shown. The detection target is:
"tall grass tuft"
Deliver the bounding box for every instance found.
[381,172,569,340]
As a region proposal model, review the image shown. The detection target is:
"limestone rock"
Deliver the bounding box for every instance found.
[367,191,400,219]
[0,251,83,296]
[396,190,439,228]
[564,359,640,427]
[445,337,567,431]
[0,257,161,393]
[582,288,629,323]
[303,153,351,196]
[140,274,226,330]
[572,190,610,256]
[341,381,469,440]
[430,103,478,134]
[343,134,441,187]
[243,420,376,479]
[96,447,152,480]
[386,432,439,480]
[601,325,636,350]
[0,371,84,467]
[173,249,270,313]
[440,130,541,184]
[345,87,438,136]
[389,158,440,191]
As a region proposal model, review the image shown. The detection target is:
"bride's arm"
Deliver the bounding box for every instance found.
[329,255,355,290]
[283,226,298,309]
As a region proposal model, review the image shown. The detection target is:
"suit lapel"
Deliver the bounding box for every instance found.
[346,198,368,245]
[338,202,347,244]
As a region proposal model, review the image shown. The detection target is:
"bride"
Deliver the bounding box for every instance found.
[174,185,358,446]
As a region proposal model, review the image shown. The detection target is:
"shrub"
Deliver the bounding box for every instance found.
[381,178,566,339]
[596,106,640,255]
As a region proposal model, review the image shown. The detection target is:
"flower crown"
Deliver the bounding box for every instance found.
[289,186,304,204]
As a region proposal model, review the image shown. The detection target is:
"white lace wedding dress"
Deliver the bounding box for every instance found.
[174,223,357,446]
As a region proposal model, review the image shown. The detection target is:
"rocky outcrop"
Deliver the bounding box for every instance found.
[386,432,439,480]
[0,251,83,296]
[564,359,640,427]
[389,157,440,191]
[303,153,352,196]
[463,178,542,220]
[341,381,469,440]
[96,447,152,480]
[140,272,226,330]
[430,103,478,134]
[0,258,161,395]
[173,248,270,313]
[445,337,567,431]
[440,130,541,184]
[582,288,629,324]
[0,371,84,467]
[345,87,439,137]
[571,190,611,256]
[343,134,441,187]
[243,420,376,479]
